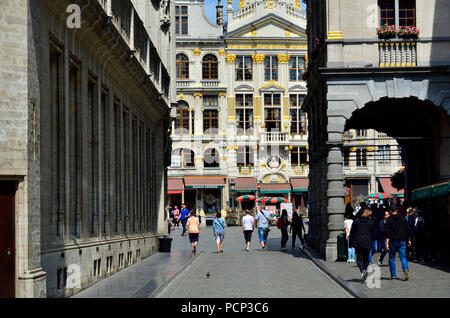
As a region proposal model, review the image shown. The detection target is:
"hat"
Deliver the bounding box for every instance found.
[407,207,416,216]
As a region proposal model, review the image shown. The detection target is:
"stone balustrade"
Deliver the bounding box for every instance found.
[260,131,289,144]
[201,80,220,88]
[379,40,417,67]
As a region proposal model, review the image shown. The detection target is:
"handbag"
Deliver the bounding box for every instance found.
[261,211,271,232]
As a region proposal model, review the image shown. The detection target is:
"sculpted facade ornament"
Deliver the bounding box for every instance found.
[225,54,236,63]
[219,49,225,56]
[160,0,171,27]
[252,54,265,63]
[277,54,290,63]
[193,49,202,56]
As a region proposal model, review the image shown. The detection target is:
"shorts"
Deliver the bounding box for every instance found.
[214,230,224,243]
[244,230,253,243]
[258,227,269,243]
[189,233,199,243]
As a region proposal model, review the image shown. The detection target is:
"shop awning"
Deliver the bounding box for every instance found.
[168,178,183,194]
[378,177,405,197]
[259,183,291,194]
[290,178,309,192]
[184,176,226,189]
[229,177,258,192]
[411,181,450,200]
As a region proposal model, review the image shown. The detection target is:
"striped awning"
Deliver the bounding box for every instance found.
[230,177,258,192]
[290,178,309,192]
[378,177,405,197]
[184,176,226,189]
[168,178,184,194]
[259,183,291,194]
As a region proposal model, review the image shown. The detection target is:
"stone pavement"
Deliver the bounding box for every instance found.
[302,244,450,298]
[155,225,352,298]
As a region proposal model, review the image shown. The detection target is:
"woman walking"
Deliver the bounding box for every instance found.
[186,210,201,254]
[173,206,180,229]
[344,213,355,263]
[213,211,226,253]
[242,210,255,251]
[278,209,290,251]
[290,211,305,249]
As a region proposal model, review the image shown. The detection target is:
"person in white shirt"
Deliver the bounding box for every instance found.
[241,210,255,251]
[345,214,356,262]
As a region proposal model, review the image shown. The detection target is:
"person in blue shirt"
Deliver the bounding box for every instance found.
[213,211,226,253]
[180,204,190,236]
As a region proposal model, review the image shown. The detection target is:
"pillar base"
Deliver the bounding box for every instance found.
[325,239,338,262]
[17,267,47,298]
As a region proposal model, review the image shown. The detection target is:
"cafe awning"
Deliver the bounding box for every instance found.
[167,178,184,194]
[259,183,291,194]
[229,177,258,193]
[184,176,226,189]
[378,177,405,197]
[290,178,309,193]
[411,180,450,200]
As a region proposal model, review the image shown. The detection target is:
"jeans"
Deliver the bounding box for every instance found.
[258,227,269,243]
[378,239,388,263]
[347,238,355,261]
[281,228,288,248]
[355,247,371,273]
[181,218,188,236]
[388,241,409,278]
[368,240,377,264]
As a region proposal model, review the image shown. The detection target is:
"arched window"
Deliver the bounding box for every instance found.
[204,148,220,168]
[171,148,195,168]
[176,54,189,79]
[175,101,193,135]
[202,54,218,80]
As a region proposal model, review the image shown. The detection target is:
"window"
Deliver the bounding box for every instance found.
[203,95,218,107]
[175,6,188,35]
[379,0,416,27]
[289,94,306,135]
[344,147,350,167]
[291,147,308,166]
[203,110,219,135]
[176,54,189,79]
[378,145,391,163]
[236,94,253,135]
[237,146,254,167]
[171,149,195,168]
[264,56,278,81]
[204,148,220,168]
[264,93,281,132]
[356,148,367,167]
[88,76,99,237]
[175,101,193,135]
[202,54,218,80]
[235,56,253,81]
[356,129,367,137]
[289,56,306,81]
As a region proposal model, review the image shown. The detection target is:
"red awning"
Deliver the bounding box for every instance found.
[168,178,184,194]
[378,177,405,196]
[230,177,258,192]
[259,183,291,194]
[184,176,226,189]
[290,178,309,192]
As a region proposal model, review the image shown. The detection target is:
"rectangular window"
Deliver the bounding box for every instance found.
[237,146,254,167]
[379,0,416,26]
[264,93,281,132]
[291,147,308,166]
[236,94,254,135]
[102,86,110,236]
[289,56,306,81]
[356,148,367,167]
[203,95,218,107]
[88,76,98,237]
[264,56,278,81]
[379,0,395,26]
[289,94,307,135]
[356,129,367,137]
[344,147,350,167]
[203,110,219,135]
[175,6,188,35]
[114,99,121,234]
[123,108,129,234]
[378,145,391,163]
[235,56,253,81]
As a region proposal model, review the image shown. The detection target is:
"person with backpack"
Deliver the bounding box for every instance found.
[255,204,271,250]
[386,205,412,281]
[277,209,290,251]
[213,211,226,253]
[349,208,377,282]
[290,211,306,249]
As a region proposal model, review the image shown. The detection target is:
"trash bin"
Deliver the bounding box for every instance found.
[159,236,172,253]
[336,233,347,261]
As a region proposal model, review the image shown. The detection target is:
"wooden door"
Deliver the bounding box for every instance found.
[0,181,15,298]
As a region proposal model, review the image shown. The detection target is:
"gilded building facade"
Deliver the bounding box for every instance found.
[0,0,175,297]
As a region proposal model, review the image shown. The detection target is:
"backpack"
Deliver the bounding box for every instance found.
[414,216,425,233]
[276,217,285,229]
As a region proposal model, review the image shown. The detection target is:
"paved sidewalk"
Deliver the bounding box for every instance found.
[303,244,450,298]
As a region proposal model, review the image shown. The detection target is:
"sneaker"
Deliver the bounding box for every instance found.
[347,260,351,263]
[391,276,398,280]
[246,247,250,251]
[361,270,368,282]
[193,246,197,254]
[404,270,409,281]
[281,247,287,251]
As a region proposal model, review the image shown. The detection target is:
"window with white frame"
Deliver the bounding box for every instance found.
[378,145,391,163]
[264,93,281,132]
[236,94,253,135]
[264,56,278,81]
[235,56,253,81]
[289,94,307,135]
[289,56,306,81]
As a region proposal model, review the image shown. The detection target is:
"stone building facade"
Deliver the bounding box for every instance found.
[304,0,450,261]
[0,0,175,297]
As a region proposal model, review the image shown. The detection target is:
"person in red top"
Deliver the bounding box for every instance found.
[173,206,180,228]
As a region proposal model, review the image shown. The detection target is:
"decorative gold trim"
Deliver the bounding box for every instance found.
[261,80,284,89]
[227,44,308,50]
[327,31,343,40]
[285,30,291,36]
[252,54,265,63]
[252,145,258,150]
[225,54,237,63]
[219,93,227,97]
[193,49,201,56]
[251,30,257,36]
[228,116,236,120]
[239,0,245,9]
[193,93,203,97]
[177,94,184,100]
[277,54,290,63]
[349,147,357,152]
[219,49,225,56]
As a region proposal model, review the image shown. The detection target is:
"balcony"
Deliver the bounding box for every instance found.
[201,80,220,88]
[232,2,256,21]
[379,40,417,67]
[260,131,289,145]
[176,80,195,88]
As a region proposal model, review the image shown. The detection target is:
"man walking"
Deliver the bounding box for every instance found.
[180,204,190,236]
[255,205,271,250]
[386,205,412,281]
[349,208,377,282]
[377,210,390,266]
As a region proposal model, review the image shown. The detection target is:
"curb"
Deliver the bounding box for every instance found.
[149,251,203,298]
[300,246,367,298]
